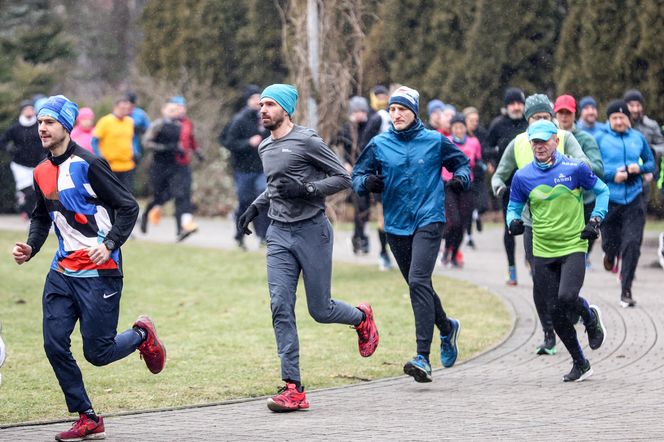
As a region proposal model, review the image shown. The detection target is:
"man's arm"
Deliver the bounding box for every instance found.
[24,178,52,259]
[506,174,527,226]
[491,140,517,194]
[0,125,14,152]
[223,115,255,153]
[142,120,174,152]
[305,135,352,196]
[563,132,590,165]
[351,140,378,196]
[87,158,139,249]
[638,133,656,174]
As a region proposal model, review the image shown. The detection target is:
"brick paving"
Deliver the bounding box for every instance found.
[1,215,663,441]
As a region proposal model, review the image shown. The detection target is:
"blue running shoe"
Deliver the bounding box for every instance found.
[403,355,432,383]
[440,318,460,368]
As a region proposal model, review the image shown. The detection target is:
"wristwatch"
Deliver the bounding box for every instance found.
[103,239,116,251]
[304,182,316,196]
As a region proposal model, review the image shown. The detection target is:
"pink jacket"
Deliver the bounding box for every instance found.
[70,126,94,152]
[442,135,481,182]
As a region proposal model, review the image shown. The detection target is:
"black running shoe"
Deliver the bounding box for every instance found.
[563,359,593,382]
[620,289,636,308]
[587,305,605,350]
[536,331,556,355]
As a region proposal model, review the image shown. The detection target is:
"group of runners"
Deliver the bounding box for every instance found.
[3,83,663,440]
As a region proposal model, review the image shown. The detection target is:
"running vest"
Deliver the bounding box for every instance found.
[514,129,568,169]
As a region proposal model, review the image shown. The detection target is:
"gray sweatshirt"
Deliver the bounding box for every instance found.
[252,125,351,222]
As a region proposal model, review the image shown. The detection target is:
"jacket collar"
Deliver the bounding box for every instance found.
[390,119,424,141]
[48,140,77,166]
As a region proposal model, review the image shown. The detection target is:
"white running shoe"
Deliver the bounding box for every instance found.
[658,233,664,270]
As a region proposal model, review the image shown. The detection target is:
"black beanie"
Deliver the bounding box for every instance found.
[504,87,525,105]
[623,89,644,104]
[606,99,631,119]
[242,84,262,103]
[450,113,466,126]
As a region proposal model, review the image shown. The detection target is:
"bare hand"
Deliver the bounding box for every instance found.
[614,170,628,183]
[627,163,641,174]
[249,135,263,148]
[87,244,111,265]
[643,172,654,183]
[487,163,495,175]
[12,242,32,265]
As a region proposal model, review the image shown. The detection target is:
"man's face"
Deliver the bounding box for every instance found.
[580,105,597,125]
[389,104,416,131]
[609,113,630,133]
[530,135,558,163]
[247,94,261,111]
[528,112,552,125]
[38,116,67,151]
[626,100,643,121]
[451,122,466,139]
[162,103,180,119]
[113,100,132,118]
[21,106,35,119]
[440,108,454,130]
[259,98,287,131]
[465,112,479,132]
[555,109,575,130]
[506,101,525,119]
[429,109,441,128]
[350,111,368,124]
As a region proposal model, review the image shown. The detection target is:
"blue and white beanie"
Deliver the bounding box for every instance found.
[388,86,420,117]
[37,95,79,133]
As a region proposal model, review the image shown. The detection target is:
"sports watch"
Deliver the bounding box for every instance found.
[103,239,116,251]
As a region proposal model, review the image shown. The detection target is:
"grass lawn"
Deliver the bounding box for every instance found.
[0,229,510,425]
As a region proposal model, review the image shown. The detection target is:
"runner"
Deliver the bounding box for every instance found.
[11,95,166,441]
[237,84,378,412]
[507,120,608,382]
[492,93,590,356]
[596,100,656,307]
[353,86,470,382]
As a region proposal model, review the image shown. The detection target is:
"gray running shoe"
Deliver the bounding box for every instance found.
[563,359,593,382]
[587,305,606,350]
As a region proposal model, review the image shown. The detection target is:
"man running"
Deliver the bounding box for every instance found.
[507,120,608,382]
[492,93,590,356]
[11,95,166,441]
[353,86,470,383]
[596,100,656,307]
[237,84,378,412]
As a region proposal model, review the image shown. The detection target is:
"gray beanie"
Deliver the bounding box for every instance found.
[349,96,369,114]
[524,94,553,121]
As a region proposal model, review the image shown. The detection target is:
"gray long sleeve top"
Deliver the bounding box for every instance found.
[252,125,351,223]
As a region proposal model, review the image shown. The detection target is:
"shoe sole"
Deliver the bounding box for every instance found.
[536,346,557,356]
[620,301,636,308]
[588,305,606,350]
[266,398,309,412]
[563,367,594,383]
[403,362,432,383]
[56,432,106,441]
[177,227,199,243]
[441,320,460,368]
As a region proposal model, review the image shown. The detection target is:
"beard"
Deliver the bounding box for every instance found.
[41,131,67,151]
[264,112,286,131]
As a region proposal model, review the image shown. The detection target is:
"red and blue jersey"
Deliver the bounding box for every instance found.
[28,142,138,277]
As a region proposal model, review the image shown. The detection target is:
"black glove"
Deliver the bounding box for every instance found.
[446,177,464,193]
[238,204,259,235]
[365,175,385,193]
[275,177,307,199]
[580,217,601,240]
[626,172,641,183]
[508,219,525,236]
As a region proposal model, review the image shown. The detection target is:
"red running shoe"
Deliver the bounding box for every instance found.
[55,414,105,441]
[267,383,310,412]
[355,303,379,357]
[133,315,166,374]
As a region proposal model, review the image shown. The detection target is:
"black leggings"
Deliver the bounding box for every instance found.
[444,188,474,255]
[352,193,371,241]
[501,189,516,267]
[533,252,593,364]
[387,223,451,355]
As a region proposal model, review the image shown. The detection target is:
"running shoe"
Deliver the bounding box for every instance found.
[403,355,432,383]
[267,383,309,412]
[176,222,199,242]
[563,359,593,382]
[603,254,619,273]
[535,331,556,355]
[587,305,606,350]
[440,248,451,267]
[148,206,162,225]
[620,289,637,308]
[133,315,167,374]
[506,266,517,286]
[466,236,476,249]
[355,303,379,357]
[55,414,105,441]
[658,232,664,270]
[452,250,464,268]
[440,318,460,368]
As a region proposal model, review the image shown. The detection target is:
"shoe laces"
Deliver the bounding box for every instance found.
[71,414,92,432]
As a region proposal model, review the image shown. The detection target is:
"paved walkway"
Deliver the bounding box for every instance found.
[1,215,663,441]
